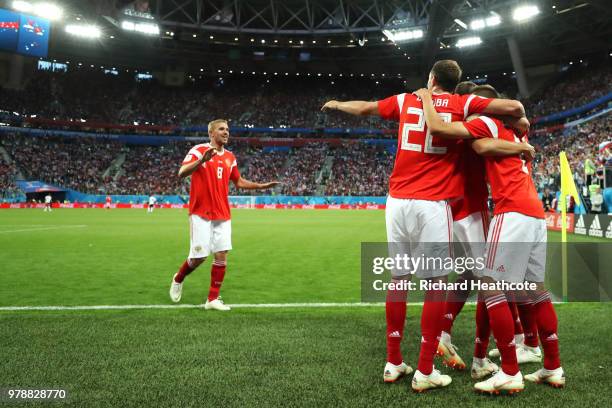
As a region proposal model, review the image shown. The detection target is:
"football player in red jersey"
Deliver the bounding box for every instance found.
[416,86,564,394]
[169,119,279,311]
[437,82,535,376]
[322,60,530,391]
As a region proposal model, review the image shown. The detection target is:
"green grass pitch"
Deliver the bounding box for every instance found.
[1,209,611,407]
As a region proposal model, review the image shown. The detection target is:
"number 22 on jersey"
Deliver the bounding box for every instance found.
[400,109,451,154]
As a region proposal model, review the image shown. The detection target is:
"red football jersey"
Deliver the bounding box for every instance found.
[182,143,240,221]
[378,92,492,200]
[463,116,545,219]
[451,141,489,221]
[105,196,111,203]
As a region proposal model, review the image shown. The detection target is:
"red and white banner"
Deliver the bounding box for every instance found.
[0,203,386,210]
[545,212,575,233]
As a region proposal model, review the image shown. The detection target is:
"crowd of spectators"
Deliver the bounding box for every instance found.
[530,115,611,192]
[0,133,122,194]
[277,144,327,196]
[0,69,398,130]
[0,59,610,204]
[0,112,609,201]
[325,143,393,196]
[524,64,611,118]
[0,160,21,201]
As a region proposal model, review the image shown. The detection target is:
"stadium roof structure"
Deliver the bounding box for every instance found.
[46,0,612,75]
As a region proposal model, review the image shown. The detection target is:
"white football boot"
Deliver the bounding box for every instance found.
[411,368,452,392]
[437,341,466,371]
[169,274,183,303]
[471,357,499,380]
[204,297,231,311]
[489,344,542,364]
[524,367,565,388]
[516,345,542,363]
[474,370,524,395]
[383,361,413,383]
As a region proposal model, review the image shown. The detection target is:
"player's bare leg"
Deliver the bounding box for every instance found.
[524,283,565,388]
[473,281,523,394]
[412,276,452,392]
[204,251,230,311]
[170,257,205,303]
[384,275,413,383]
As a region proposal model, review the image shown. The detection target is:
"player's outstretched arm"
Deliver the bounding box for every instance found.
[482,99,526,118]
[233,177,280,190]
[178,148,216,178]
[470,139,535,159]
[413,89,471,139]
[321,100,379,116]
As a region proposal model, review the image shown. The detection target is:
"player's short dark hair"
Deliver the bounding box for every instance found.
[454,81,477,95]
[471,84,500,99]
[430,60,462,92]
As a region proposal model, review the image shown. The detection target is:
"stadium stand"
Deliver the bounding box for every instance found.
[0,62,610,209]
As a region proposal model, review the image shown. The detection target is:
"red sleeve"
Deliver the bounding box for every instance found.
[230,157,240,182]
[182,146,207,165]
[462,94,493,118]
[463,116,499,139]
[377,94,403,121]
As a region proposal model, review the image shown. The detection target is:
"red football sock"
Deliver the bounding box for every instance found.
[474,298,490,359]
[207,260,227,301]
[533,292,561,370]
[441,273,472,335]
[174,260,197,283]
[385,282,408,365]
[517,301,539,347]
[509,300,524,336]
[485,293,519,375]
[417,288,446,375]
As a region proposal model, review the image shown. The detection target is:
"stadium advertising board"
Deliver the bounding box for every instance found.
[545,212,575,233]
[573,214,612,239]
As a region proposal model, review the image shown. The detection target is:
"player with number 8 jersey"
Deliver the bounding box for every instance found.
[169,119,280,311]
[183,142,240,221]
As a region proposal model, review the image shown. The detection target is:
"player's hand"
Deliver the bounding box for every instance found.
[321,100,339,112]
[521,142,536,161]
[202,148,217,162]
[413,88,431,100]
[261,181,281,189]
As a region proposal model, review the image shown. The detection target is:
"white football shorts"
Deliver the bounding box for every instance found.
[482,212,547,283]
[188,214,232,258]
[385,196,454,279]
[453,210,489,270]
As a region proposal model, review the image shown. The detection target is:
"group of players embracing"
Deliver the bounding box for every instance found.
[322,59,564,394]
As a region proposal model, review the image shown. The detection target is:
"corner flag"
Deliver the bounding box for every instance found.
[559,151,580,302]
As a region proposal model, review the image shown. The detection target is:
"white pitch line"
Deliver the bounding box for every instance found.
[0,225,87,234]
[0,300,563,312]
[0,302,387,312]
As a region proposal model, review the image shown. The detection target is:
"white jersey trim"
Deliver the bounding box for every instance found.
[478,116,499,139]
[396,93,406,115]
[464,94,477,119]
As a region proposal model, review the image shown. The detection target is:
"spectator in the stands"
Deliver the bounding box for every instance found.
[590,186,604,214]
[541,188,554,212]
